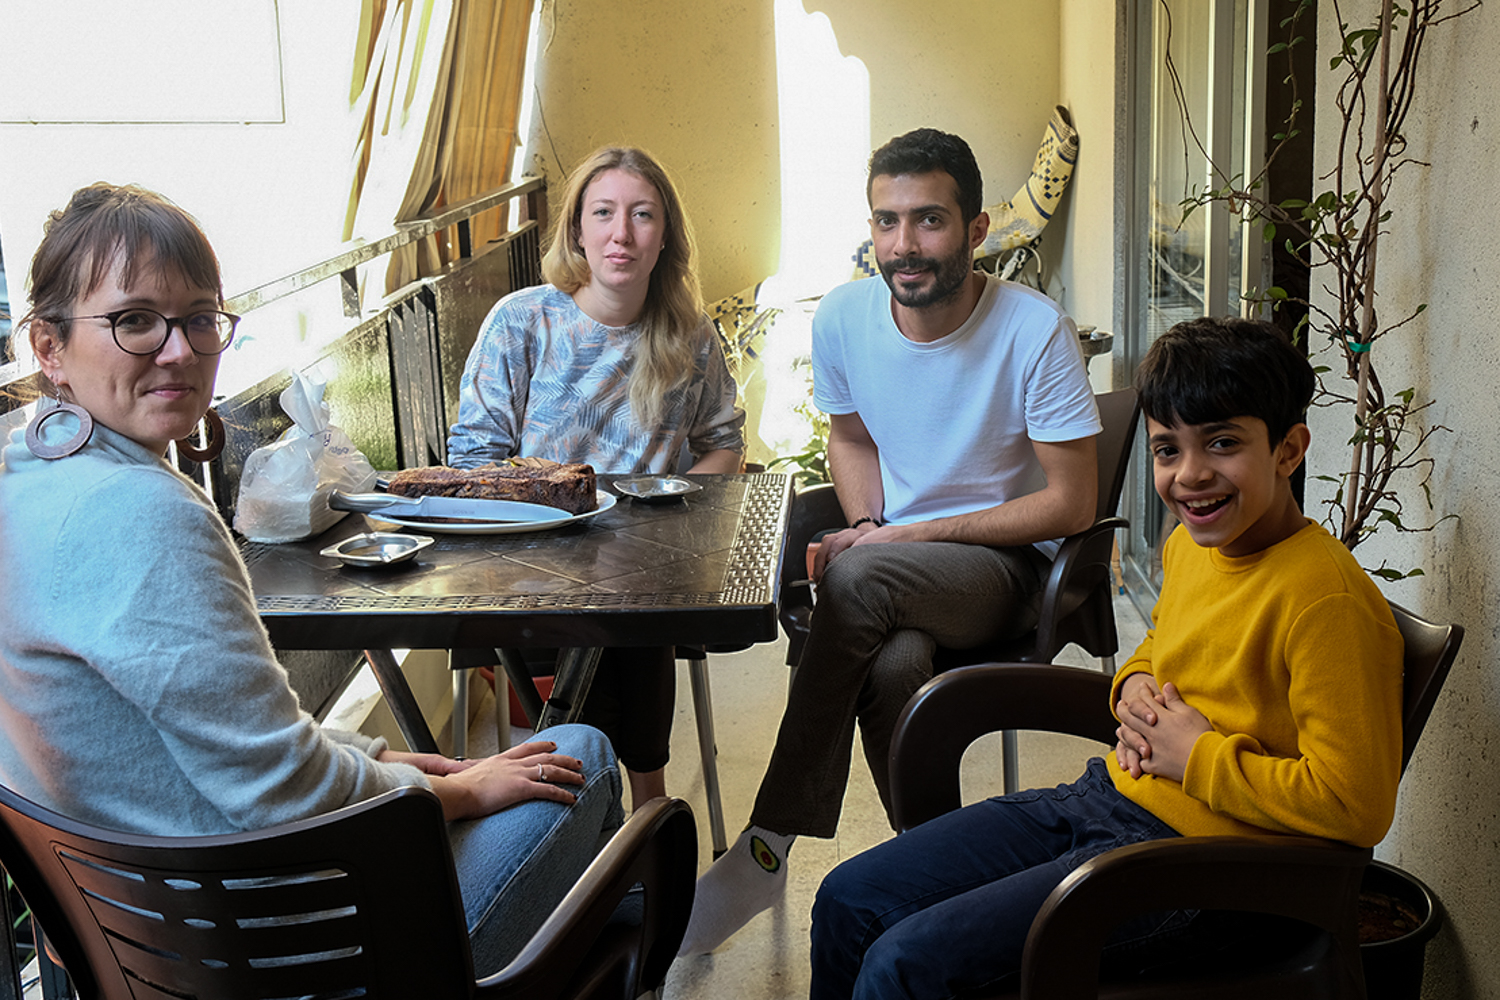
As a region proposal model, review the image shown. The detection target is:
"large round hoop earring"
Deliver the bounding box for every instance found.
[175,408,225,464]
[25,398,95,460]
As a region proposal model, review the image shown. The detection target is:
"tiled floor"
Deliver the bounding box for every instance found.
[657,590,1151,1000]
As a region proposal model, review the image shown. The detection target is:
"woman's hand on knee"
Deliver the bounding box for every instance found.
[429,742,585,821]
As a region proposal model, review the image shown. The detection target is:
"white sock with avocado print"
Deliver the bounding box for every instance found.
[677,826,795,955]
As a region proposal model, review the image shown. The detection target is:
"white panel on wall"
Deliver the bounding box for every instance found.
[0,0,284,123]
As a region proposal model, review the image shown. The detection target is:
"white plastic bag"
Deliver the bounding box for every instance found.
[233,372,378,543]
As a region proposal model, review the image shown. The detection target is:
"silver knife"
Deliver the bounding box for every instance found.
[328,490,573,524]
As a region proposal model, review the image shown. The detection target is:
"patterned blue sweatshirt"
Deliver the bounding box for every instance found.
[447,285,745,473]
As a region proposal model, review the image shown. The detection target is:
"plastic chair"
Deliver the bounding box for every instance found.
[0,786,697,1000]
[886,602,1463,1000]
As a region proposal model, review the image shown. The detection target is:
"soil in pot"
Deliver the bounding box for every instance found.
[1359,889,1425,943]
[1358,862,1441,1000]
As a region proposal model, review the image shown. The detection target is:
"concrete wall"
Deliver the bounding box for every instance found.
[1055,0,1121,391]
[524,0,1064,305]
[521,0,781,304]
[1301,4,1500,997]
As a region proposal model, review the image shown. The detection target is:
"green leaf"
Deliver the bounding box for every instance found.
[1268,41,1289,54]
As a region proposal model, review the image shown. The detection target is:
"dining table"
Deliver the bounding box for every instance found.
[241,471,794,765]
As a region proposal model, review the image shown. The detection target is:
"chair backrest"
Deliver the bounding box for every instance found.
[0,785,477,1000]
[1091,387,1141,520]
[1389,602,1464,773]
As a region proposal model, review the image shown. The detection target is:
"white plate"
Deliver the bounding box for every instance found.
[369,490,617,535]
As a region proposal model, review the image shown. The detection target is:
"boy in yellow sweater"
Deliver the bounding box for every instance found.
[808,317,1404,1000]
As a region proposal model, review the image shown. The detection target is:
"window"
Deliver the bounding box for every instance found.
[1119,0,1281,600]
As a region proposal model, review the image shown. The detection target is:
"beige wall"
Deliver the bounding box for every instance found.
[1055,0,1121,391]
[522,0,781,304]
[807,1,1060,209]
[525,1,1067,305]
[1304,5,1500,997]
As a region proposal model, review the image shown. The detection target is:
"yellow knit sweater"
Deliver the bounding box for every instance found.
[1109,521,1403,848]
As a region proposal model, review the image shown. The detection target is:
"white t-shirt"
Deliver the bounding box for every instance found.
[811,274,1101,542]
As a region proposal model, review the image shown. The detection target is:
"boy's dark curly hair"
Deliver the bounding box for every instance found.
[1135,317,1315,446]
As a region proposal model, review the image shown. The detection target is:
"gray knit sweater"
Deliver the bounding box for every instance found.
[0,420,425,835]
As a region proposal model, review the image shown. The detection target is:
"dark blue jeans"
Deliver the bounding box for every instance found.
[810,758,1189,1000]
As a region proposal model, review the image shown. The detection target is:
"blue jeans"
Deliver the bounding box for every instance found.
[449,724,624,975]
[810,758,1187,1000]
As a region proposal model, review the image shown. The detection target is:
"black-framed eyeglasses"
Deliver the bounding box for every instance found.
[50,308,240,357]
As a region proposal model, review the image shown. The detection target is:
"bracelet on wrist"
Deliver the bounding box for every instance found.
[850,516,883,529]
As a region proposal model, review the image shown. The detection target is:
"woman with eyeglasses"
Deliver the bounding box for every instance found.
[0,183,624,973]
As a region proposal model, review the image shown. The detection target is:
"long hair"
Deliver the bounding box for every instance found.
[541,147,703,430]
[20,182,222,399]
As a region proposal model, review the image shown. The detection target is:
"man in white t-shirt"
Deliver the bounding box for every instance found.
[679,128,1102,956]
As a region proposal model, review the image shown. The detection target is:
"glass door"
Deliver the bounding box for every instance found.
[1118,0,1269,609]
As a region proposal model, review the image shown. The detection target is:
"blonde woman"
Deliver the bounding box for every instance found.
[448,147,745,807]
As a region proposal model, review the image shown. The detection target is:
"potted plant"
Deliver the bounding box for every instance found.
[1177,0,1476,576]
[1359,860,1442,1000]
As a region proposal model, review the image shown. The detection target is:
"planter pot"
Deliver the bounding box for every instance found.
[1360,861,1441,1000]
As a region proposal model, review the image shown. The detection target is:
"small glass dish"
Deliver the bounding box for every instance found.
[320,532,435,567]
[612,475,703,503]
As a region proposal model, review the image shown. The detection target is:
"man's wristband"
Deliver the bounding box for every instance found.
[850,516,883,529]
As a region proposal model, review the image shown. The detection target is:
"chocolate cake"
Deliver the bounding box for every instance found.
[388,460,598,515]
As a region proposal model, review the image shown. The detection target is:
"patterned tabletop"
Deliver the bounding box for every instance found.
[242,472,794,651]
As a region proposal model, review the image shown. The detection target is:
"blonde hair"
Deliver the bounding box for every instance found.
[541,146,703,430]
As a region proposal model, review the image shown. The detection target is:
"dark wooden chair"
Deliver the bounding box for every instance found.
[887,602,1463,1000]
[779,389,1140,792]
[779,388,1141,672]
[0,786,696,1000]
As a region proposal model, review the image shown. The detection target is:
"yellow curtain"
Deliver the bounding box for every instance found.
[345,0,535,296]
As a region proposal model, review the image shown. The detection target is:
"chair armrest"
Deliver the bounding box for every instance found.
[478,797,697,999]
[889,664,1118,832]
[1031,516,1127,659]
[1021,835,1371,1000]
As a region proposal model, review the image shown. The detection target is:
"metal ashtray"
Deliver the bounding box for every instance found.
[612,475,703,503]
[319,532,435,567]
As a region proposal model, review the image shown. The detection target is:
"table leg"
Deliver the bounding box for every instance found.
[688,659,730,857]
[493,660,511,750]
[363,649,440,754]
[451,657,469,758]
[535,647,602,731]
[498,648,545,726]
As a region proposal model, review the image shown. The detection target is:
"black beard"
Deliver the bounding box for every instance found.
[877,246,973,308]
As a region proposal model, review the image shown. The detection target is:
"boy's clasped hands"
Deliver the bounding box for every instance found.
[1114,673,1214,782]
